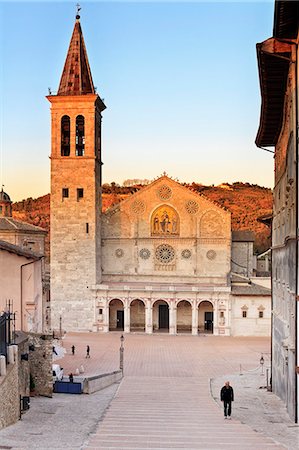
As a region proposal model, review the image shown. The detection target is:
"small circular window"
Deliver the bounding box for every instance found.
[206,250,216,260]
[181,249,192,259]
[115,248,124,258]
[131,200,145,214]
[157,185,172,200]
[185,200,199,215]
[139,248,151,260]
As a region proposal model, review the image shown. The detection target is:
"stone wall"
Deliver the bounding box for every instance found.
[28,333,53,397]
[231,241,254,277]
[83,370,122,394]
[0,356,19,429]
[16,333,30,398]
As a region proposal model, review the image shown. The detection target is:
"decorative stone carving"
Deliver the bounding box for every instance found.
[131,200,146,215]
[157,184,172,200]
[206,250,216,260]
[181,249,191,259]
[115,248,124,258]
[155,244,175,264]
[185,200,199,215]
[200,211,224,237]
[151,205,179,236]
[139,248,151,260]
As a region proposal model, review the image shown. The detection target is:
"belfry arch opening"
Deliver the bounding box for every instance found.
[109,299,124,331]
[198,301,214,334]
[76,115,85,156]
[130,299,145,332]
[177,300,192,333]
[153,300,169,332]
[61,115,70,156]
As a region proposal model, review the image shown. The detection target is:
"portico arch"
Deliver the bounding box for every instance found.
[109,298,124,331]
[130,299,145,332]
[153,300,169,332]
[198,300,214,333]
[177,300,192,333]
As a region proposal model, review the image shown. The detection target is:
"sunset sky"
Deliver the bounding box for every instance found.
[0,0,275,201]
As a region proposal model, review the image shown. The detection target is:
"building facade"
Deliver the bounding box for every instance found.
[49,12,271,338]
[255,0,299,422]
[0,188,48,332]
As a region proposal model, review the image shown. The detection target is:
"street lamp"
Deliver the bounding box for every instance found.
[260,354,264,375]
[120,334,124,375]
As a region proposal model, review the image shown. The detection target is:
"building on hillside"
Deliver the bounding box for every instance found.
[0,188,49,332]
[255,0,299,422]
[48,12,271,338]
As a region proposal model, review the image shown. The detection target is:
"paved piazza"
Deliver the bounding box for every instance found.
[0,333,298,449]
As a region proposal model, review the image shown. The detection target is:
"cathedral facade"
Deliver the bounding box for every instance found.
[49,14,270,336]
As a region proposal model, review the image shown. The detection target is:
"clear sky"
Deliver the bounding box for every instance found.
[0,0,275,201]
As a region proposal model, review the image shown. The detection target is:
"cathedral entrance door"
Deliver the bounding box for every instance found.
[204,312,213,332]
[117,310,124,330]
[159,305,169,329]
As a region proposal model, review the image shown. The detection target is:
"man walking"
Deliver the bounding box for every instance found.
[86,345,90,358]
[220,381,234,419]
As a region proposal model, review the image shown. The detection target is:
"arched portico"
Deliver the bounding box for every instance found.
[109,299,124,331]
[130,299,145,332]
[177,300,192,333]
[198,300,214,333]
[153,300,169,332]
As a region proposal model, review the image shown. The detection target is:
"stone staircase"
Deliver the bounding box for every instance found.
[85,376,284,449]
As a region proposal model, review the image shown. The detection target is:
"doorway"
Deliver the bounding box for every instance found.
[204,311,213,332]
[159,304,169,329]
[117,310,124,329]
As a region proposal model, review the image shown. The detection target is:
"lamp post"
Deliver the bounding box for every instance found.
[59,315,62,339]
[120,334,124,375]
[260,354,264,375]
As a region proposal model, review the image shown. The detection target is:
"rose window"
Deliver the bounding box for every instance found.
[155,244,175,264]
[139,248,151,260]
[157,185,172,200]
[185,200,199,215]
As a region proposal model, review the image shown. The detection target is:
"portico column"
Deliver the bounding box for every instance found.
[213,300,218,336]
[169,302,177,335]
[124,304,130,333]
[103,300,109,333]
[145,299,153,334]
[192,302,199,335]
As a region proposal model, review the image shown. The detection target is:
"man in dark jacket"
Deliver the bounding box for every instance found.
[220,381,234,419]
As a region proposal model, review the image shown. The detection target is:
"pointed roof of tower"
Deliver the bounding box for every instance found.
[58,13,95,96]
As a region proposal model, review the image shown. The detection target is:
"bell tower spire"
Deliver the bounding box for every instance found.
[47,11,106,332]
[58,6,95,96]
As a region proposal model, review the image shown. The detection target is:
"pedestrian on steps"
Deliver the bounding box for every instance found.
[86,345,90,358]
[220,381,234,419]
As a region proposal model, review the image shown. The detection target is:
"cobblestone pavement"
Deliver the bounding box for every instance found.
[0,333,298,449]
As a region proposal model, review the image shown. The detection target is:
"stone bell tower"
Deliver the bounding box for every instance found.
[47,11,106,331]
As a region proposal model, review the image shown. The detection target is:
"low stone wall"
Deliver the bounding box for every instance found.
[16,333,30,398]
[28,333,53,397]
[83,370,122,394]
[0,354,19,429]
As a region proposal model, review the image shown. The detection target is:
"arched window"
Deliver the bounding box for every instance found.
[76,115,85,156]
[61,115,70,156]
